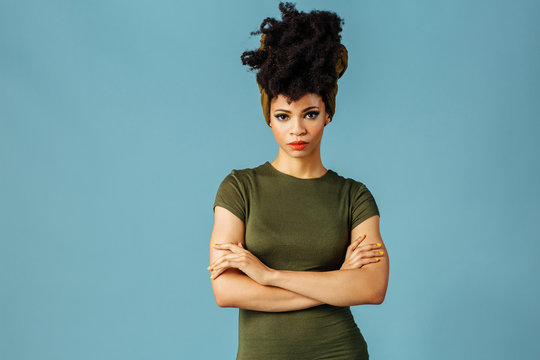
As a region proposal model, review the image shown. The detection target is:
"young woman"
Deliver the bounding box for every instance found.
[208,2,389,359]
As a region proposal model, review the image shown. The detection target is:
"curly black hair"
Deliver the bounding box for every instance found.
[240,2,345,110]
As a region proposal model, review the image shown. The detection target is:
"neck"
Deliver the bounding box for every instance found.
[271,151,327,179]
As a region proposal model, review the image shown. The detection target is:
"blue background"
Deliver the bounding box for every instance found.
[1,0,539,359]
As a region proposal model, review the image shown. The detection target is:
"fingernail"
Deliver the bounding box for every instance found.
[379,251,384,254]
[361,234,366,237]
[212,267,215,270]
[377,243,381,246]
[375,258,380,261]
[210,274,213,278]
[207,265,211,270]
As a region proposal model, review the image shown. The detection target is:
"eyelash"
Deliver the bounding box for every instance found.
[274,111,320,121]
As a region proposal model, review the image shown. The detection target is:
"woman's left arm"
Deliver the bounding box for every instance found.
[267,215,389,307]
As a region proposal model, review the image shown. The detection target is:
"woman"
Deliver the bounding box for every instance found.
[208,2,389,359]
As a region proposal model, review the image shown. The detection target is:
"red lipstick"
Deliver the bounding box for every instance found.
[288,141,308,150]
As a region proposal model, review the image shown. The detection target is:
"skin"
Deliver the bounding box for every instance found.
[209,92,389,308]
[267,92,331,179]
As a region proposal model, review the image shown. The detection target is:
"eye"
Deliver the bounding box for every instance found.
[274,113,289,121]
[305,111,320,119]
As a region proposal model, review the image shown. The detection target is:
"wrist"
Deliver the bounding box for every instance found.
[265,268,281,286]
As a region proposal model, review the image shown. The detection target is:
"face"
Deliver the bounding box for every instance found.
[269,92,331,159]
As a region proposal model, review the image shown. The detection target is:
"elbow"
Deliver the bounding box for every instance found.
[371,292,386,305]
[211,270,243,308]
[212,285,226,307]
[349,273,389,306]
[215,294,229,308]
[212,281,233,308]
[351,288,386,306]
[368,270,389,305]
[370,284,388,305]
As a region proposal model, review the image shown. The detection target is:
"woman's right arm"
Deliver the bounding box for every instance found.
[210,206,324,312]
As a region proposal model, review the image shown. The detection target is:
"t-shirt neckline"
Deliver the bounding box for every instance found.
[264,161,333,181]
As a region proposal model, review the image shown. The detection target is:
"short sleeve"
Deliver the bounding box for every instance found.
[351,181,380,229]
[213,170,247,223]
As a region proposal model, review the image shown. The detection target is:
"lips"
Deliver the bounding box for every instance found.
[288,141,308,150]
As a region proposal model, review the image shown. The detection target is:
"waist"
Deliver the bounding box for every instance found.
[241,303,352,321]
[237,304,367,359]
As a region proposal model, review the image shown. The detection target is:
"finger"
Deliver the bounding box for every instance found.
[357,250,385,260]
[214,252,252,272]
[347,234,366,254]
[211,253,240,270]
[212,243,243,253]
[211,265,228,279]
[351,245,370,258]
[344,244,353,258]
[210,243,234,256]
[364,242,383,249]
[214,258,243,274]
[211,262,230,279]
[352,234,367,248]
[355,242,383,252]
[208,251,234,269]
[211,267,224,280]
[210,249,252,269]
[212,258,244,279]
[352,257,381,268]
[349,251,368,261]
[353,233,366,243]
[360,257,381,267]
[372,249,385,257]
[351,247,385,260]
[350,237,362,252]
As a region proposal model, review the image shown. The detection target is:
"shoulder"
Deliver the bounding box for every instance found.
[335,173,380,228]
[219,162,265,182]
[216,162,267,192]
[329,169,373,195]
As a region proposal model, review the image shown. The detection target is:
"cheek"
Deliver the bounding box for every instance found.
[309,125,325,139]
[272,128,286,142]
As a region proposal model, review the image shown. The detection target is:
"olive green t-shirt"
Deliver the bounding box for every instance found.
[213,161,380,360]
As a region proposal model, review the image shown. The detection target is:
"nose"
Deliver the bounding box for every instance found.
[289,116,307,136]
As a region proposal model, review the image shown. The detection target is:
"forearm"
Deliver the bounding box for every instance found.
[212,269,325,312]
[266,268,386,307]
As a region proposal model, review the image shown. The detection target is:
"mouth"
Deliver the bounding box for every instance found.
[288,141,308,150]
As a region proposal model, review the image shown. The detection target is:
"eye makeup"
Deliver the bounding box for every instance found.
[273,111,320,121]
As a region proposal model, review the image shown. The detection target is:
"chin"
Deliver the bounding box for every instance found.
[288,151,312,158]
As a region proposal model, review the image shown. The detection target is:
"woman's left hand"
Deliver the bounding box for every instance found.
[209,243,275,285]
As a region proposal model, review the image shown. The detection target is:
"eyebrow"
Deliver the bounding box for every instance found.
[273,106,320,113]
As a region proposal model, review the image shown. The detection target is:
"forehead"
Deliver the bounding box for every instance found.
[270,93,323,110]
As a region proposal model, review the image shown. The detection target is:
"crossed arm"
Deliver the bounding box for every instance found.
[211,268,325,312]
[209,206,389,311]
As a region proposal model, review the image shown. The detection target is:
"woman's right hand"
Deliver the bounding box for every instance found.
[340,234,384,270]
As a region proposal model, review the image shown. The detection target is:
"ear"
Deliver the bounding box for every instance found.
[325,113,331,126]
